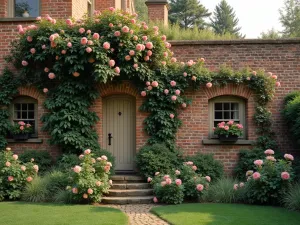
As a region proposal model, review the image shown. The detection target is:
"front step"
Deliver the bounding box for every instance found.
[102,175,154,204]
[108,189,153,197]
[102,196,153,204]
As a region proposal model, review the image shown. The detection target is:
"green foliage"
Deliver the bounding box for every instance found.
[92,148,116,175]
[135,143,183,178]
[67,149,112,203]
[205,177,242,203]
[184,153,224,180]
[19,150,52,173]
[283,183,300,211]
[22,176,49,202]
[169,0,211,29]
[134,0,148,22]
[282,91,300,145]
[55,154,80,172]
[210,0,243,38]
[259,28,282,39]
[243,152,294,205]
[0,148,38,201]
[152,21,238,40]
[279,0,300,37]
[153,179,184,204]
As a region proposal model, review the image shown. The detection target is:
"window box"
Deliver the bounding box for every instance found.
[218,134,239,142]
[12,133,29,140]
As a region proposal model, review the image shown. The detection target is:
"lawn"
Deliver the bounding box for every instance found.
[151,203,300,225]
[0,202,128,225]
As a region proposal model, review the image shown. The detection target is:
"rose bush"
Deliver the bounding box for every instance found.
[0,148,38,201]
[67,149,112,202]
[10,121,32,135]
[242,149,294,205]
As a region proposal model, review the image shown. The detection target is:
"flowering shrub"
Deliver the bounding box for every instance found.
[242,149,294,205]
[149,161,210,204]
[10,121,32,135]
[214,120,243,137]
[0,148,38,201]
[67,149,111,202]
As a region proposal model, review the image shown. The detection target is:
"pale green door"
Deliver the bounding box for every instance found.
[103,95,136,171]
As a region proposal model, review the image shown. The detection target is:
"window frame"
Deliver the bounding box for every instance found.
[87,0,95,17]
[208,96,246,139]
[10,96,38,138]
[7,0,40,18]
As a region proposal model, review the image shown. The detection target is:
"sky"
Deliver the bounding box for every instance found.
[201,0,284,38]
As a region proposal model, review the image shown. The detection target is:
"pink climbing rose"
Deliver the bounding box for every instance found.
[253,172,261,180]
[196,184,204,191]
[175,179,182,186]
[254,160,263,166]
[281,172,290,180]
[264,149,274,155]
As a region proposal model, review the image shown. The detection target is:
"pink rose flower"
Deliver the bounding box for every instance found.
[153,197,158,203]
[33,165,39,172]
[79,154,84,159]
[86,47,92,53]
[266,156,276,161]
[252,71,257,75]
[206,82,213,88]
[175,89,180,95]
[30,48,36,54]
[22,60,28,66]
[281,172,290,180]
[142,36,148,41]
[272,75,277,79]
[122,26,129,33]
[114,67,120,74]
[254,159,263,166]
[125,55,131,61]
[79,28,85,34]
[164,89,169,95]
[87,188,93,194]
[253,172,261,180]
[5,162,11,167]
[163,175,170,180]
[48,73,56,79]
[146,42,153,49]
[83,193,88,199]
[175,179,182,186]
[133,64,138,69]
[86,30,91,34]
[147,177,152,182]
[88,40,93,45]
[147,50,152,56]
[175,170,180,175]
[146,81,150,86]
[161,35,167,41]
[205,176,211,182]
[93,33,100,40]
[109,23,114,28]
[187,60,193,67]
[109,7,115,12]
[144,56,150,61]
[130,19,136,24]
[267,72,273,76]
[171,95,177,101]
[162,61,166,66]
[129,50,135,56]
[171,57,177,63]
[61,50,66,54]
[109,60,115,67]
[183,72,187,77]
[42,45,46,50]
[66,19,72,25]
[8,176,14,182]
[166,178,172,185]
[73,165,82,173]
[182,103,187,108]
[163,52,168,57]
[103,42,110,50]
[264,149,275,155]
[196,184,204,191]
[101,155,108,160]
[26,176,33,182]
[20,126,24,130]
[84,149,91,154]
[136,44,143,51]
[170,81,176,87]
[27,36,33,42]
[114,31,121,37]
[192,165,197,171]
[192,76,197,81]
[81,37,88,45]
[133,35,138,41]
[155,172,160,176]
[96,181,101,186]
[239,182,245,188]
[275,82,281,87]
[151,81,158,87]
[72,187,78,194]
[233,184,238,190]
[284,154,294,161]
[170,114,174,119]
[21,165,26,171]
[12,154,18,160]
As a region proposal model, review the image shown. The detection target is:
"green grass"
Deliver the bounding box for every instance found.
[0,202,128,225]
[151,203,300,225]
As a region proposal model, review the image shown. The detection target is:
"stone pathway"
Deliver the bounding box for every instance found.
[102,204,169,225]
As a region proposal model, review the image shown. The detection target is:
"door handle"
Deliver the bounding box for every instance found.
[108,133,113,145]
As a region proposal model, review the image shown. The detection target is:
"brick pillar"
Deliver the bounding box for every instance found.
[145,0,169,26]
[0,0,8,17]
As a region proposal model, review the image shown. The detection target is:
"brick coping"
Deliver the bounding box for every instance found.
[169,38,300,45]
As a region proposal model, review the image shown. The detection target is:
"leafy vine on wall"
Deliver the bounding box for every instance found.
[0,8,280,153]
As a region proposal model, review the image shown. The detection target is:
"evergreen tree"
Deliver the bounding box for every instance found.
[210,0,243,38]
[169,0,211,29]
[279,0,300,37]
[134,0,148,22]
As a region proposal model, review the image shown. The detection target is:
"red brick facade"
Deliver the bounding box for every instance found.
[0,1,299,174]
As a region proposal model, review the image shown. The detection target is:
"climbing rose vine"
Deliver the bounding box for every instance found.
[6,8,280,152]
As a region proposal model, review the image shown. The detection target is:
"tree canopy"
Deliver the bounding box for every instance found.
[279,0,300,37]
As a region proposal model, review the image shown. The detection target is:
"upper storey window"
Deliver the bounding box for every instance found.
[8,0,40,18]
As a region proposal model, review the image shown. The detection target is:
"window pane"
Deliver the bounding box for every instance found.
[28,103,34,110]
[16,111,21,119]
[21,104,27,110]
[231,111,239,119]
[28,111,34,119]
[215,103,222,110]
[22,111,27,119]
[14,104,21,110]
[215,111,222,119]
[224,111,230,119]
[231,103,239,110]
[15,0,39,17]
[224,103,230,110]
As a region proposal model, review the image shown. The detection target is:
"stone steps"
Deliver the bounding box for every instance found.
[102,174,154,204]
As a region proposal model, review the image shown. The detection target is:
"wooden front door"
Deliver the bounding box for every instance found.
[103,95,136,171]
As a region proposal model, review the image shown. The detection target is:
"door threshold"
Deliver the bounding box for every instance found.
[115,170,137,175]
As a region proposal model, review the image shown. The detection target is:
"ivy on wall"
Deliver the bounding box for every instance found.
[0,8,280,153]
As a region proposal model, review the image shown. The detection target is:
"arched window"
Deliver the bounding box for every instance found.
[10,96,38,138]
[209,96,246,139]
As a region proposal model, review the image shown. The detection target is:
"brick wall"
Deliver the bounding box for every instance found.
[0,0,8,17]
[95,0,115,11]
